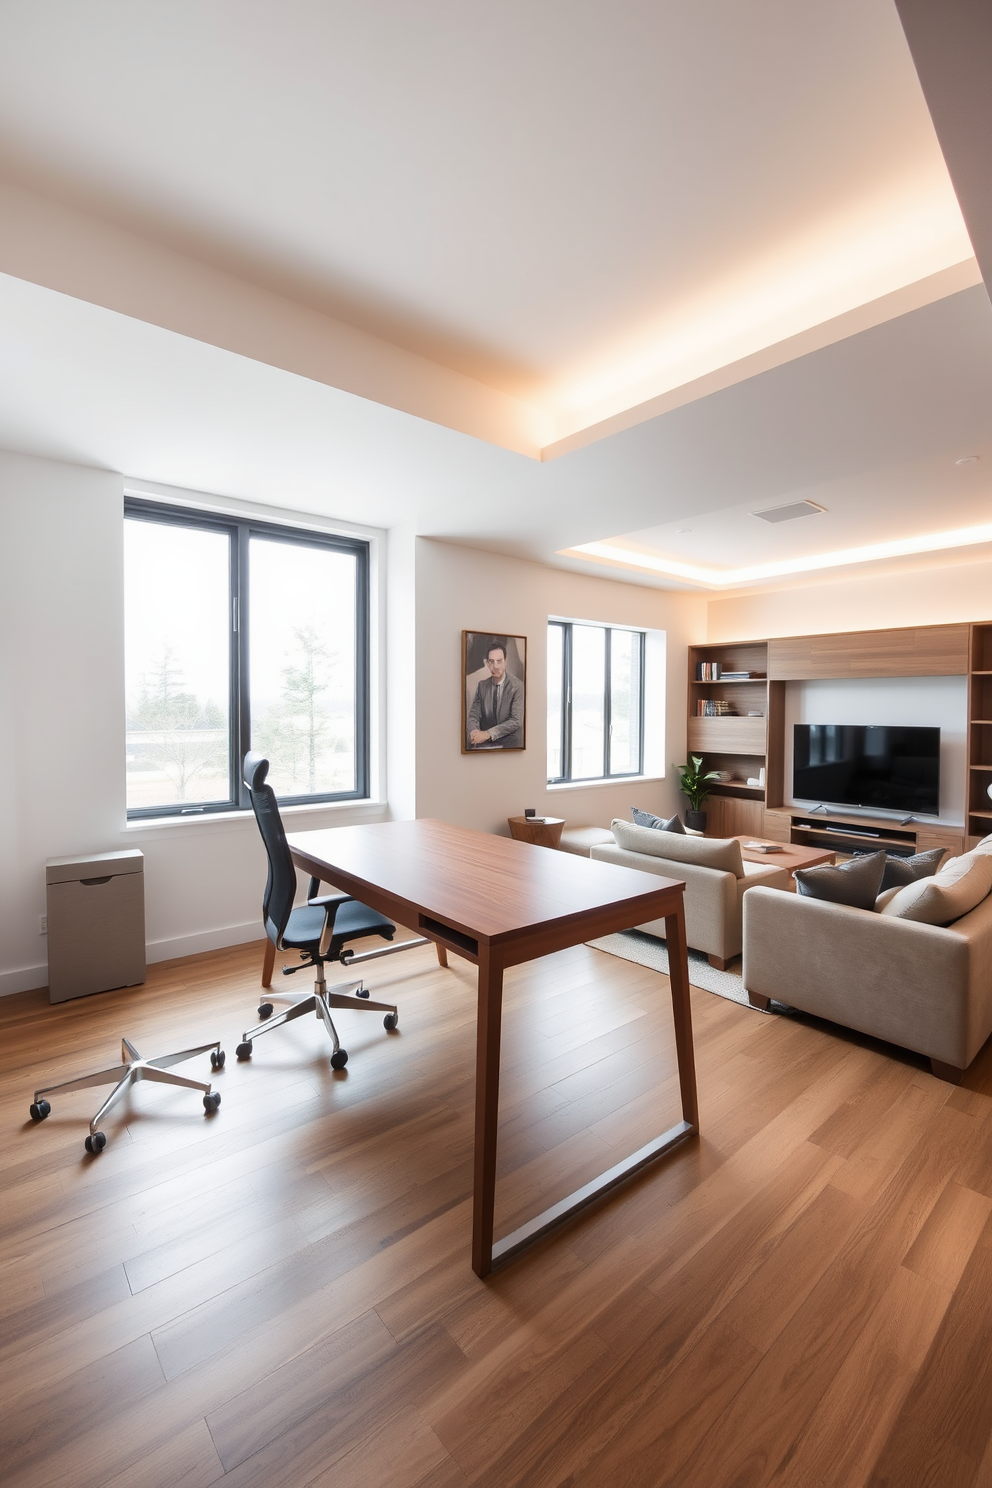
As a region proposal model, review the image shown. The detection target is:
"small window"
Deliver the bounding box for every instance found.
[124,500,370,817]
[547,621,645,783]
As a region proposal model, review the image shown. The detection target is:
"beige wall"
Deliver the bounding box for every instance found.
[707,551,992,640]
[413,539,706,834]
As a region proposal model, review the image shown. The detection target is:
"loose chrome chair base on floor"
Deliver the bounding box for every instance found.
[29,1036,224,1153]
[236,965,398,1070]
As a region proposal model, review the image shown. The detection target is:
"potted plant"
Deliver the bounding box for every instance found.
[673,754,720,832]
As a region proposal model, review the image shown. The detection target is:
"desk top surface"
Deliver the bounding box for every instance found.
[286,818,684,945]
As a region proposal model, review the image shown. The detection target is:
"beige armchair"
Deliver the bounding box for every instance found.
[591,819,791,968]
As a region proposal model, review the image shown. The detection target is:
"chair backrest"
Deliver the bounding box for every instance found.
[244,753,296,948]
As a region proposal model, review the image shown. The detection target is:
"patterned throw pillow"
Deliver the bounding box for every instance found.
[794,850,886,910]
[631,807,685,833]
[879,847,948,893]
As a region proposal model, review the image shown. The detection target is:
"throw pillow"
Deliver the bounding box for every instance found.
[878,851,992,925]
[879,847,947,893]
[794,850,886,911]
[631,807,686,833]
[610,819,745,876]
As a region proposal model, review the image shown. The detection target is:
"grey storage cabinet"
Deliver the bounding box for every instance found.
[46,849,146,1004]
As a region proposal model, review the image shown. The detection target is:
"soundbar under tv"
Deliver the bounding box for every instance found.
[793,724,940,817]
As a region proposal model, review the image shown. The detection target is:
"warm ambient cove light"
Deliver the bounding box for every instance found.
[566,521,992,588]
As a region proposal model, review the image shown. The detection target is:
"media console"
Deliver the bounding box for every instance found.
[761,807,963,860]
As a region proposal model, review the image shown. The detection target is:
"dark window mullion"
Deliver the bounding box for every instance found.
[562,622,573,783]
[234,523,251,807]
[604,626,613,778]
[354,541,370,800]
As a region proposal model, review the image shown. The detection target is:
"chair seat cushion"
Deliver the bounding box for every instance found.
[283,900,395,949]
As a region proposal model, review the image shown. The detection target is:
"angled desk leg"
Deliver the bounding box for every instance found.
[261,939,275,990]
[472,943,505,1278]
[664,903,698,1130]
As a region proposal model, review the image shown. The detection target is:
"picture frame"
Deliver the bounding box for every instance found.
[462,631,527,753]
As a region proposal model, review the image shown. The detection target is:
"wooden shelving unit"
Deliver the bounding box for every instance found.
[688,620,989,851]
[686,640,775,837]
[967,623,992,848]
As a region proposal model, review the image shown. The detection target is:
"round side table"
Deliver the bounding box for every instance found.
[507,815,565,849]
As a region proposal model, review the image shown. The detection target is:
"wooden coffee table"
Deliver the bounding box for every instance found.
[733,835,835,887]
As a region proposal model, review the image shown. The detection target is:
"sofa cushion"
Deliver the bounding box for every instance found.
[631,806,685,833]
[794,850,886,910]
[971,833,992,856]
[879,847,948,893]
[610,819,744,876]
[878,850,992,926]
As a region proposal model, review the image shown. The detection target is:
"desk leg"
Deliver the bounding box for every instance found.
[472,944,504,1278]
[261,939,275,990]
[664,903,698,1130]
[436,943,448,968]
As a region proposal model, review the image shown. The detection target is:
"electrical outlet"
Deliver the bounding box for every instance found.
[39,914,47,935]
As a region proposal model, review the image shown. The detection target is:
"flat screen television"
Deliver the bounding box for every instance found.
[793,724,940,816]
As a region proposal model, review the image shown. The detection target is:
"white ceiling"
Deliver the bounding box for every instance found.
[0,0,989,591]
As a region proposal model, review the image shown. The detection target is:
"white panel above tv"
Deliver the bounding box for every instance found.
[784,675,966,824]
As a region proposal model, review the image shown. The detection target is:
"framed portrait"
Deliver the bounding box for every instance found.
[462,631,527,753]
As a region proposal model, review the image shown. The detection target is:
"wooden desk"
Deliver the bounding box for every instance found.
[287,818,697,1277]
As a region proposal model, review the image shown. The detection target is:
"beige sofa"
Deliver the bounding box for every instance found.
[742,860,992,1082]
[591,819,791,968]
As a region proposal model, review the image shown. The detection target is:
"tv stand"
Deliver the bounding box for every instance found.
[762,806,963,859]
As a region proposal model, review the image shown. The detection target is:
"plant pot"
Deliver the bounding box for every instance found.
[685,809,707,833]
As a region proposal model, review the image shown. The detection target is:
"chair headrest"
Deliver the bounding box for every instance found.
[243,752,270,792]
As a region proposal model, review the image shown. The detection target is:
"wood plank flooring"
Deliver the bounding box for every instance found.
[4,932,992,1486]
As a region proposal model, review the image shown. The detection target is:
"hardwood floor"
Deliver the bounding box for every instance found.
[4,933,992,1486]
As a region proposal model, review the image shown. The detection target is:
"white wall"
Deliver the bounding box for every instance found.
[0,449,389,996]
[413,539,706,834]
[707,551,992,641]
[783,676,967,823]
[0,449,707,996]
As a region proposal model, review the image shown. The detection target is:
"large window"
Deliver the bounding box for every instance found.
[547,621,645,783]
[124,500,369,818]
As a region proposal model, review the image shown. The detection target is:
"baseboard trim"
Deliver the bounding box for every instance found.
[146,921,264,964]
[0,963,48,998]
[0,921,265,998]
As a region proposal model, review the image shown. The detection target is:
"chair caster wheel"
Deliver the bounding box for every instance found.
[356,988,370,999]
[29,1100,51,1121]
[258,1003,274,1019]
[85,1131,107,1154]
[330,1049,349,1070]
[203,1092,221,1113]
[236,1041,253,1060]
[383,1013,399,1031]
[210,1049,226,1070]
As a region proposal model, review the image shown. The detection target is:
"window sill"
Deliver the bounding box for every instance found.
[125,798,387,832]
[547,775,665,792]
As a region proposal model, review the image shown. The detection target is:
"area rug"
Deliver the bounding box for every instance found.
[586,930,759,1010]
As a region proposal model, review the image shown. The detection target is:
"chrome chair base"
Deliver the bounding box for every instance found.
[236,970,398,1070]
[29,1037,224,1152]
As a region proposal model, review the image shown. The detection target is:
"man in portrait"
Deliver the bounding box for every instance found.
[466,637,525,749]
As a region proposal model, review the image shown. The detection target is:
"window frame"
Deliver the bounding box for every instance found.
[124,498,370,819]
[547,620,646,785]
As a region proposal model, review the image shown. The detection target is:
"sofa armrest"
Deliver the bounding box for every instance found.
[591,842,739,958]
[742,886,992,1068]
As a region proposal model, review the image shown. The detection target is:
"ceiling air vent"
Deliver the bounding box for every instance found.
[750,500,826,524]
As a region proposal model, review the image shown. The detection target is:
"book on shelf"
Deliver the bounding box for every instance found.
[695,699,737,716]
[695,661,722,680]
[720,670,765,681]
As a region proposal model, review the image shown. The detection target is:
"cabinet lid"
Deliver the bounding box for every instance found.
[46,849,144,884]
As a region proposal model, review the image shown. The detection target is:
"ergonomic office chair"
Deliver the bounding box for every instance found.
[29,1037,224,1154]
[237,753,400,1069]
